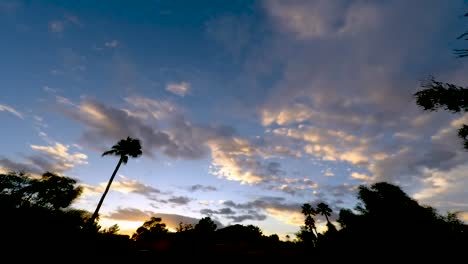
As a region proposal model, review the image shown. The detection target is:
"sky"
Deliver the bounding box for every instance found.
[1,0,468,238]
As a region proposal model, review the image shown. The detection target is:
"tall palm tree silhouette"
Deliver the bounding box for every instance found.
[316,202,332,224]
[89,137,142,224]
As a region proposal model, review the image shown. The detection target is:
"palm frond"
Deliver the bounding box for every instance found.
[102,150,116,157]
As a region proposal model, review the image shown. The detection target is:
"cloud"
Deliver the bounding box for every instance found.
[0,104,23,119]
[350,172,373,181]
[227,212,267,223]
[200,203,267,223]
[265,207,304,226]
[167,196,192,205]
[49,21,64,33]
[110,175,162,195]
[411,164,468,216]
[323,168,335,177]
[245,0,468,214]
[29,142,87,172]
[189,184,217,192]
[207,137,284,184]
[272,125,371,166]
[49,14,81,33]
[59,97,211,159]
[219,196,315,225]
[166,81,190,96]
[264,0,353,39]
[0,158,42,175]
[105,40,119,48]
[58,96,298,193]
[200,207,235,215]
[82,175,163,198]
[0,141,88,175]
[105,207,224,229]
[105,207,153,221]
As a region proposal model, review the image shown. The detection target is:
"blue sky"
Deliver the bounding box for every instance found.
[1,0,468,238]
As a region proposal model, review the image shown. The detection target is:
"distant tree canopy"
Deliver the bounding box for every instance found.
[195,216,217,233]
[132,217,169,241]
[215,224,264,242]
[0,171,99,255]
[336,182,467,253]
[0,171,82,210]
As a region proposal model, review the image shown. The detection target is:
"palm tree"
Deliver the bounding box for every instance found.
[316,202,332,223]
[301,203,319,237]
[89,137,142,224]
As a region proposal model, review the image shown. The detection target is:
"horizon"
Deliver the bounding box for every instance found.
[1,0,468,239]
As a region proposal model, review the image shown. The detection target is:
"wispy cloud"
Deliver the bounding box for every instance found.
[167,196,192,205]
[105,40,119,48]
[189,184,217,192]
[83,175,162,198]
[0,104,23,119]
[350,172,373,181]
[49,14,81,33]
[49,21,64,33]
[166,81,190,96]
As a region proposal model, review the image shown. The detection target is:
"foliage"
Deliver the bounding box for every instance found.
[176,222,194,232]
[132,217,168,241]
[0,171,82,210]
[316,202,332,223]
[102,136,143,164]
[414,79,468,148]
[101,224,120,235]
[335,182,468,256]
[195,216,217,232]
[1,168,466,258]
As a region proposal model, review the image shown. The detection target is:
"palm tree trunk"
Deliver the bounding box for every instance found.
[90,156,123,224]
[324,214,329,223]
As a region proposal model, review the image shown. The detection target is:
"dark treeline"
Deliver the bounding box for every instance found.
[0,171,466,261]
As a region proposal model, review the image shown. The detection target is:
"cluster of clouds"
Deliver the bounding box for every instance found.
[0,141,87,175]
[2,0,468,230]
[81,175,201,207]
[257,0,468,209]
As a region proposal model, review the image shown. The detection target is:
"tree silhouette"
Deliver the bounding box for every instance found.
[301,203,318,237]
[414,78,468,148]
[90,137,142,224]
[176,222,194,232]
[316,202,332,224]
[195,217,217,232]
[296,203,318,245]
[101,224,120,235]
[0,171,82,210]
[132,217,168,241]
[0,171,99,257]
